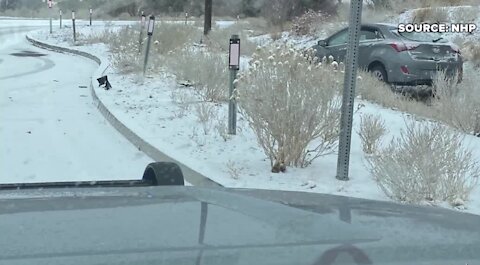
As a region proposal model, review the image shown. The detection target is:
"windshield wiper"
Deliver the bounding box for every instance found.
[432,37,444,43]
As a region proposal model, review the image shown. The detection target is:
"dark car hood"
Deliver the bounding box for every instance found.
[0,186,479,265]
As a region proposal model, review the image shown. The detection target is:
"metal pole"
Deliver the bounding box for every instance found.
[59,10,62,28]
[49,14,52,34]
[138,15,145,54]
[89,8,92,26]
[72,16,76,42]
[143,35,152,76]
[228,69,238,135]
[336,0,363,181]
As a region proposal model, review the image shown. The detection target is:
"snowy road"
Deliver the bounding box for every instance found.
[0,21,153,183]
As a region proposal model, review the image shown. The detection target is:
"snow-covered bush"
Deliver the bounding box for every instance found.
[165,48,228,102]
[368,119,479,205]
[237,46,342,171]
[291,9,331,36]
[357,114,387,154]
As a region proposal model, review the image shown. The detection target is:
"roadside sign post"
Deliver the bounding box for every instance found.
[336,0,363,181]
[59,10,62,28]
[89,8,93,26]
[143,15,155,76]
[228,35,240,135]
[138,12,146,54]
[48,0,52,34]
[72,10,76,42]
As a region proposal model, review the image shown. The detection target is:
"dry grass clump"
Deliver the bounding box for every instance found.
[165,47,228,102]
[357,114,388,155]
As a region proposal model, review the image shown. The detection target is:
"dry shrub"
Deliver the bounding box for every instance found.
[462,41,480,69]
[165,47,228,102]
[412,7,448,23]
[237,46,342,171]
[194,102,217,135]
[357,114,388,154]
[451,6,479,23]
[357,69,480,137]
[368,119,479,205]
[291,9,331,36]
[206,25,258,56]
[431,70,480,136]
[152,23,201,55]
[107,26,142,73]
[419,0,465,7]
[244,17,270,36]
[356,70,410,107]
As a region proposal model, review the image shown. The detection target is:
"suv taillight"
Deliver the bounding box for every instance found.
[451,44,461,54]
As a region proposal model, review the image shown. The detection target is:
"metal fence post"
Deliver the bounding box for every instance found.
[336,0,363,181]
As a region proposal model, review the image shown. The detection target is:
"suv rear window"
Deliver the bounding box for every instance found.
[394,31,448,43]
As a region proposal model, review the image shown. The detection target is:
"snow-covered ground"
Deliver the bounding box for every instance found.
[16,15,480,215]
[0,20,154,183]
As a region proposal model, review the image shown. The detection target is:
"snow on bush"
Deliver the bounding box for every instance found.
[368,119,479,205]
[291,9,331,36]
[357,114,388,155]
[237,46,342,171]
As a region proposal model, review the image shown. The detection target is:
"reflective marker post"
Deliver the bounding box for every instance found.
[138,12,146,54]
[48,0,52,34]
[72,10,76,42]
[336,0,363,181]
[228,35,240,135]
[185,12,188,25]
[89,8,93,26]
[143,15,155,76]
[59,10,62,28]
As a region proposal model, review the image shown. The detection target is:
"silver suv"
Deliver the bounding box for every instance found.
[313,23,463,86]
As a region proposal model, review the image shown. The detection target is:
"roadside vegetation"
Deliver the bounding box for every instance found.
[28,0,480,209]
[367,120,479,206]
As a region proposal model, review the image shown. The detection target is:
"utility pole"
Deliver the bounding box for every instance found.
[203,0,212,35]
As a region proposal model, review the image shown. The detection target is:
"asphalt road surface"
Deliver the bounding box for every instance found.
[0,20,154,184]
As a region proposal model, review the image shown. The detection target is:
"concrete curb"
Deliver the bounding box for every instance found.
[26,34,222,188]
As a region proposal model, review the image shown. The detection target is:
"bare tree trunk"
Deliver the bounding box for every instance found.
[203,0,212,35]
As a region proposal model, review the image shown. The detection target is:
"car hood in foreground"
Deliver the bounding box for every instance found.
[0,186,479,265]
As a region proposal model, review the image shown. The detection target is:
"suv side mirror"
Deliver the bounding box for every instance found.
[318,40,327,47]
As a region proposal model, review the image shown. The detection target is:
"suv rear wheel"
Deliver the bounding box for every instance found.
[370,64,387,82]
